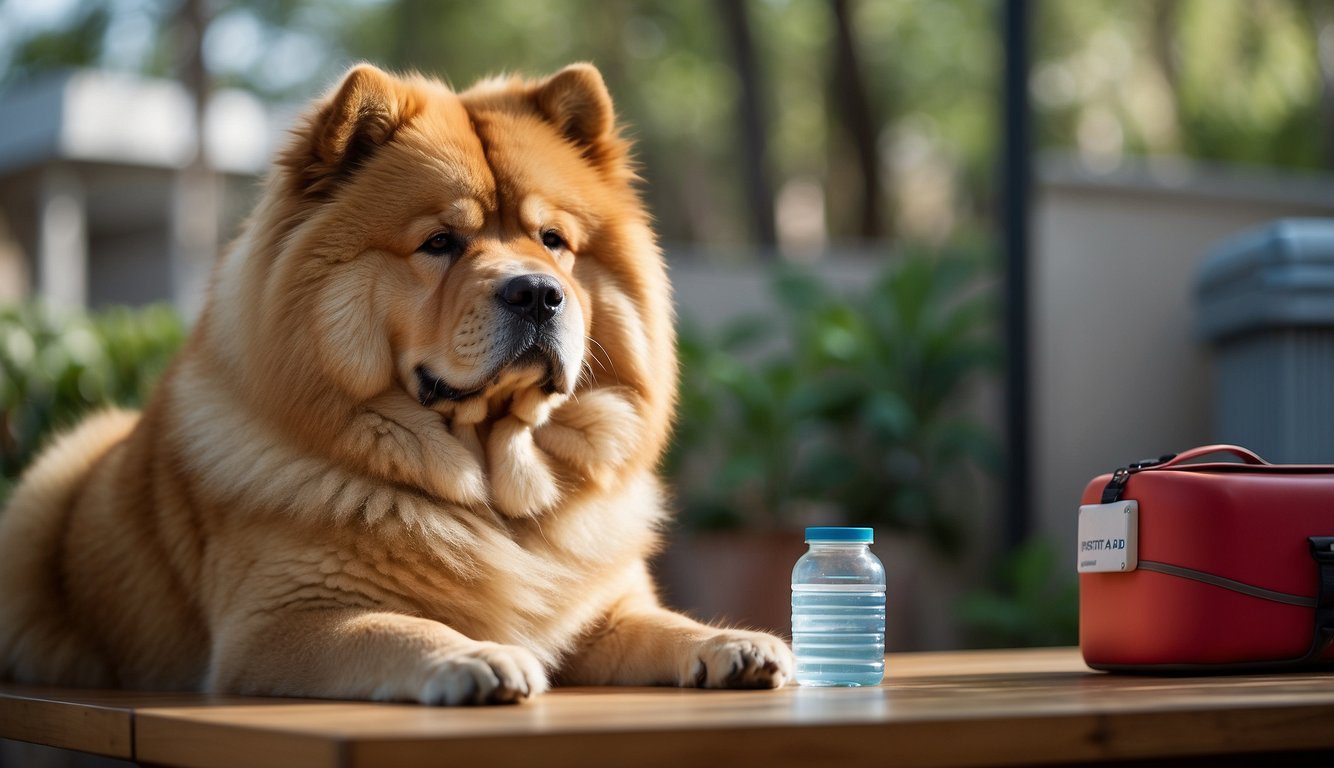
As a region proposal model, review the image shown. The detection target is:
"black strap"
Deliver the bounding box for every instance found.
[1136,560,1316,607]
[1305,536,1334,663]
[1100,454,1177,503]
[1100,468,1131,504]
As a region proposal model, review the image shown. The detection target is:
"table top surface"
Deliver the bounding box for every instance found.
[3,647,1334,768]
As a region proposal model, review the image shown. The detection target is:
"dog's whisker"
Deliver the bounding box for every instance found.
[567,361,597,403]
[586,336,618,383]
[584,339,610,374]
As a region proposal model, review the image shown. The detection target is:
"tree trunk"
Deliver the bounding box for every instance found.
[170,0,218,318]
[392,0,435,75]
[1302,0,1334,171]
[717,0,777,253]
[1148,0,1181,153]
[830,0,885,241]
[601,2,697,243]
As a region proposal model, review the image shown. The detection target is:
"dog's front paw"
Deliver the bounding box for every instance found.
[416,642,549,705]
[682,631,794,689]
[486,417,562,518]
[533,388,641,485]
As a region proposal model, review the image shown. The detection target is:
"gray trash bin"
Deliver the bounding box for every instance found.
[1197,219,1334,463]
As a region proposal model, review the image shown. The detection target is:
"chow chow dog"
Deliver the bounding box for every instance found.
[0,63,793,704]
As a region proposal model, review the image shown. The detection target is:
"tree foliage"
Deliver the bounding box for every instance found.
[1,0,1329,246]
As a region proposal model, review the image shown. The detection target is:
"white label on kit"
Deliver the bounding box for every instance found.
[1076,500,1138,573]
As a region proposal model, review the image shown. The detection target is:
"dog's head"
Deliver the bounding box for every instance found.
[216,63,670,430]
[202,61,677,473]
[296,64,603,410]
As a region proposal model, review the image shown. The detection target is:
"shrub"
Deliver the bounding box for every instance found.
[666,245,1001,554]
[956,538,1080,647]
[0,303,185,500]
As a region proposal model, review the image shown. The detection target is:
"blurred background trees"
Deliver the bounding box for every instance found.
[3,0,1331,251]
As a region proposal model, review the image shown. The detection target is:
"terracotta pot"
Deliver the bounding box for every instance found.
[653,530,804,636]
[871,534,963,651]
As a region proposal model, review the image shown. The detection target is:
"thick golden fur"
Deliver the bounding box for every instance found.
[0,64,793,704]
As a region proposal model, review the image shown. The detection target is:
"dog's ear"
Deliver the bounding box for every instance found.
[285,63,416,194]
[532,64,619,162]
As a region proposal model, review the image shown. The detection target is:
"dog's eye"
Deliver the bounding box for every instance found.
[541,230,567,251]
[419,232,465,257]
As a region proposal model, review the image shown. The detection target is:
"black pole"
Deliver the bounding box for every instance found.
[1001,0,1031,550]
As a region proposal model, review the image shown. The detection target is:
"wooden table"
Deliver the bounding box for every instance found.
[3,647,1334,767]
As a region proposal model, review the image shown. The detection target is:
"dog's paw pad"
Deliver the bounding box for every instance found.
[686,631,794,690]
[418,643,548,706]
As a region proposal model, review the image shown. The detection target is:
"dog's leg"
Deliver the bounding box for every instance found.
[481,385,642,518]
[335,393,488,507]
[559,582,794,689]
[528,387,641,487]
[208,609,547,705]
[484,415,565,517]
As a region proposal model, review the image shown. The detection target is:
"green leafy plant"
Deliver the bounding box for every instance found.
[666,245,1001,554]
[956,538,1079,648]
[0,302,185,500]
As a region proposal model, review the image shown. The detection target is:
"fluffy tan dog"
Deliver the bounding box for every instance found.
[0,63,793,704]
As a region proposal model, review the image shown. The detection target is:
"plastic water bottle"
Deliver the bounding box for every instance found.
[791,527,886,686]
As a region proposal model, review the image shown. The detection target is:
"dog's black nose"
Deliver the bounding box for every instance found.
[498,273,564,324]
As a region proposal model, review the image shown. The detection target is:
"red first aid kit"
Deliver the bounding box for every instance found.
[1078,445,1334,672]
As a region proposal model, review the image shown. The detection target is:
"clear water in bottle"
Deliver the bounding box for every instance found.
[791,527,885,686]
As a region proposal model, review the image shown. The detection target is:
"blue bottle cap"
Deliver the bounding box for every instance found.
[805,526,874,543]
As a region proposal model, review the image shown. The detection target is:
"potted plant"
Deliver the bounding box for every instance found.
[657,245,1000,647]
